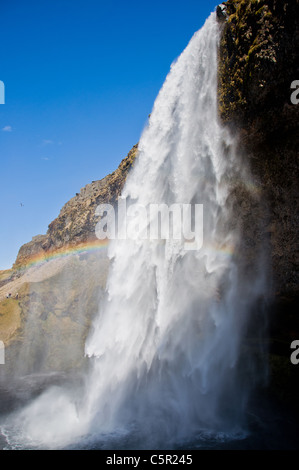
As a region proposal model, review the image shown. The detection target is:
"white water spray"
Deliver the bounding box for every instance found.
[1,13,266,449]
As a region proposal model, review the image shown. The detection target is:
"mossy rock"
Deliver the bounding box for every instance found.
[0,298,22,345]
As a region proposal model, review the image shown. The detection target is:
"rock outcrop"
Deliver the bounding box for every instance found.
[13,144,138,270]
[217,0,299,407]
[217,0,298,307]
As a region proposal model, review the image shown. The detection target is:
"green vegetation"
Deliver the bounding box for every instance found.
[218,0,279,123]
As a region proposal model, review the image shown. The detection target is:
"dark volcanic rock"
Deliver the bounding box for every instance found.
[218,0,299,409]
[218,0,299,305]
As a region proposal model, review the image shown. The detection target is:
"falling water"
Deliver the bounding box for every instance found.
[0,13,267,449]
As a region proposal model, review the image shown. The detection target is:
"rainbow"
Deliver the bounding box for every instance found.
[15,237,236,272]
[204,242,235,258]
[232,176,262,196]
[16,238,110,271]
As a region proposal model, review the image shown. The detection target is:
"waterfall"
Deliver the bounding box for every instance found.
[1,12,266,450]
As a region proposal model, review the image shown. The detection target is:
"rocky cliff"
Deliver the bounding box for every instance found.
[217,0,298,302]
[217,0,299,407]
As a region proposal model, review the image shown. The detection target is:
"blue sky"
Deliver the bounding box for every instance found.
[0,0,219,269]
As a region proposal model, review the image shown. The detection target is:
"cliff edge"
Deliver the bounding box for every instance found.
[13,144,138,270]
